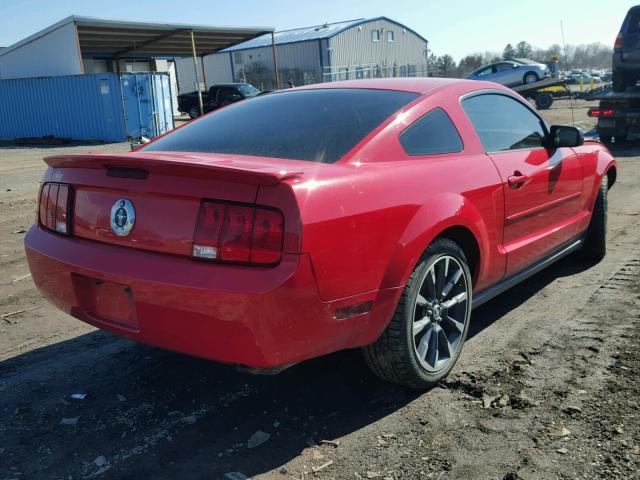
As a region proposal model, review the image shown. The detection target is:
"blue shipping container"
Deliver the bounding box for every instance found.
[119,73,174,139]
[0,72,174,142]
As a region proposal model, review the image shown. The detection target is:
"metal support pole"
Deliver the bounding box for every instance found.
[201,56,208,90]
[271,31,280,90]
[190,31,204,116]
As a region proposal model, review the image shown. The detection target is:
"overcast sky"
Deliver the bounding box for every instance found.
[0,0,635,61]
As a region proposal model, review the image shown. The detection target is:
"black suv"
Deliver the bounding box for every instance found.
[178,83,260,118]
[613,5,640,91]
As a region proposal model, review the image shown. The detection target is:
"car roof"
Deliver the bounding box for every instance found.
[293,77,470,94]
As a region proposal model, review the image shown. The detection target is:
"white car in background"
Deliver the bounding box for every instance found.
[465,59,550,87]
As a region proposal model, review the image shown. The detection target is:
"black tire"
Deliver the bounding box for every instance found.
[188,106,200,119]
[535,92,553,110]
[523,71,539,84]
[363,238,472,389]
[582,176,608,261]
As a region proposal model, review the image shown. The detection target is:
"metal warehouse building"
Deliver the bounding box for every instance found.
[176,17,428,93]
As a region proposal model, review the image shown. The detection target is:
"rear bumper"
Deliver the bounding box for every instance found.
[25,226,400,368]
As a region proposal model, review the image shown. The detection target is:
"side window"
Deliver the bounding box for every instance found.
[495,62,514,72]
[462,94,546,152]
[372,30,380,42]
[387,30,395,42]
[400,108,463,156]
[475,66,493,77]
[218,87,241,104]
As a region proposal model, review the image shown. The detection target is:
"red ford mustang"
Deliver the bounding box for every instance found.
[25,78,616,389]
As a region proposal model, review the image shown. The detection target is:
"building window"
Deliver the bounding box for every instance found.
[338,67,349,81]
[387,30,395,42]
[372,30,380,42]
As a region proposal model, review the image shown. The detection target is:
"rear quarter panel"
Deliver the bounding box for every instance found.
[291,84,506,302]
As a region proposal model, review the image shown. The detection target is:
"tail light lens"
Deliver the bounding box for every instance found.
[38,182,72,235]
[588,108,614,117]
[615,33,623,49]
[192,200,284,265]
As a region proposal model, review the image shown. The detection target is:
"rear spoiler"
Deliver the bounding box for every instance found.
[44,153,304,186]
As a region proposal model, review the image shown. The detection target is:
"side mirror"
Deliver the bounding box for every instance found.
[548,125,584,148]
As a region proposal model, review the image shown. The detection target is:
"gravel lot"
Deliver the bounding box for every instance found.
[1,100,639,480]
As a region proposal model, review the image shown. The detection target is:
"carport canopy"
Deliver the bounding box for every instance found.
[68,16,276,114]
[71,16,273,57]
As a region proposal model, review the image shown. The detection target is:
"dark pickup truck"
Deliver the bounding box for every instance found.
[613,5,640,91]
[178,83,261,118]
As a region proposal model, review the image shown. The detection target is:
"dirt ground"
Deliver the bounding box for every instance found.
[1,99,639,480]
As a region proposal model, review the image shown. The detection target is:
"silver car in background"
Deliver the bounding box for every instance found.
[465,60,550,87]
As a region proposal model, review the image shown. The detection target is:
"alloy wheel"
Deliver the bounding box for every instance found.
[412,255,470,373]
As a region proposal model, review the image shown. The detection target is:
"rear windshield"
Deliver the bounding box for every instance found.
[237,84,260,97]
[627,10,640,33]
[144,88,419,163]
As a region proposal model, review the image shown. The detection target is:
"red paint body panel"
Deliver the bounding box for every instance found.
[24,78,617,369]
[489,147,585,276]
[26,225,402,368]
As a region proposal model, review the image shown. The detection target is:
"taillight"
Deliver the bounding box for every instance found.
[192,200,284,265]
[38,182,72,235]
[615,33,623,49]
[588,108,614,117]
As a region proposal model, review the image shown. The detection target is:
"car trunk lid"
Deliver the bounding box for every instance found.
[43,152,307,257]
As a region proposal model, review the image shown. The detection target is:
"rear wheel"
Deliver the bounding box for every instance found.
[535,92,553,110]
[523,72,539,84]
[363,238,472,389]
[582,176,608,261]
[188,106,200,119]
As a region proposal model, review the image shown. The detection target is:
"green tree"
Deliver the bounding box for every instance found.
[437,54,456,77]
[503,43,516,59]
[515,41,533,58]
[426,53,438,76]
[457,54,483,77]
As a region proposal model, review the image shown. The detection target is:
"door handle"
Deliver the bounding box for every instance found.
[507,171,528,188]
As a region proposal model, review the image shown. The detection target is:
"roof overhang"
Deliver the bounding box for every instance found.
[0,16,274,58]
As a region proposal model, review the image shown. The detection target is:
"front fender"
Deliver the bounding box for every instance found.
[585,143,617,210]
[379,193,496,292]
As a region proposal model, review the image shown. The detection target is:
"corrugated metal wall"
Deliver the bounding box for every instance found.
[0,73,126,141]
[328,19,427,80]
[194,18,427,89]
[174,55,233,94]
[229,41,322,90]
[0,72,175,142]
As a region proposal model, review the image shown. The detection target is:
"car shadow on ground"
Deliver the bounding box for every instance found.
[469,252,596,339]
[0,254,597,479]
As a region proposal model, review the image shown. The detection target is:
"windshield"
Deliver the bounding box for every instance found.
[237,84,260,97]
[144,88,419,164]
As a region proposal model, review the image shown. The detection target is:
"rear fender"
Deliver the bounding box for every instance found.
[380,193,491,291]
